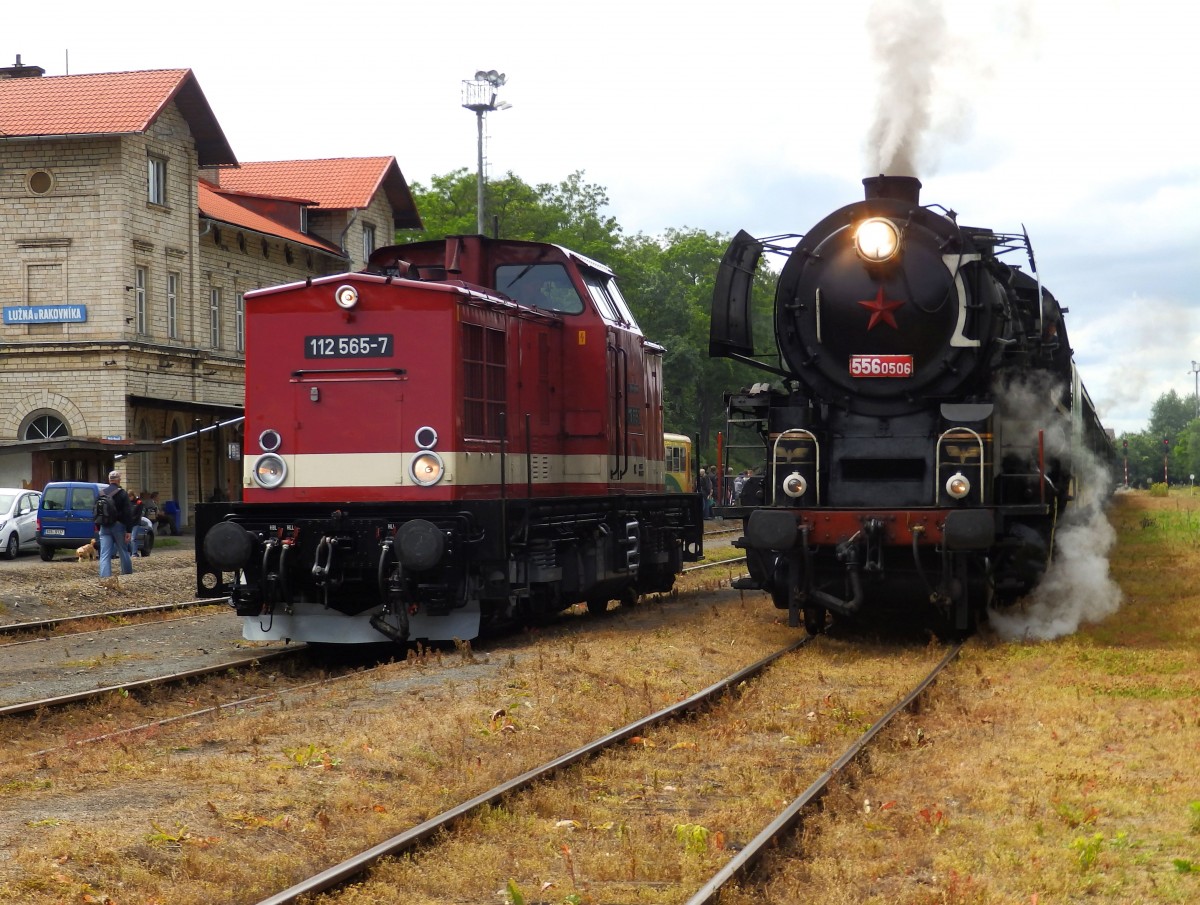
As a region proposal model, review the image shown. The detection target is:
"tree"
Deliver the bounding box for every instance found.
[405,168,624,264]
[1147,389,1194,444]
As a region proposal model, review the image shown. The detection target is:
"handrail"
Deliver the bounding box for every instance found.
[770,428,820,505]
[935,426,985,504]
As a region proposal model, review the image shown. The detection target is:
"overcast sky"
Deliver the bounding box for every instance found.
[7,0,1196,435]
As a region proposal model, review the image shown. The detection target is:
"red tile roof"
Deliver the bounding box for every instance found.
[0,69,236,166]
[197,180,344,256]
[218,158,421,229]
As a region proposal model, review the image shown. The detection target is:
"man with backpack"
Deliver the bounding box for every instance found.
[95,469,134,588]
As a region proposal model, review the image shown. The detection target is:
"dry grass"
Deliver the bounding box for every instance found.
[7,496,1194,904]
[722,491,1200,904]
[314,635,947,905]
[0,588,792,904]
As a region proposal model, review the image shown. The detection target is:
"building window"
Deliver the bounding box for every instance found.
[147,156,166,206]
[300,207,309,234]
[23,413,68,440]
[363,224,376,262]
[135,266,148,334]
[27,169,54,195]
[167,272,179,339]
[209,288,221,348]
[235,292,245,353]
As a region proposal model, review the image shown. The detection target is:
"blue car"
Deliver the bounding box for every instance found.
[37,481,155,561]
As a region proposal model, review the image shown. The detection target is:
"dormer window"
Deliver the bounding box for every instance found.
[299,206,309,234]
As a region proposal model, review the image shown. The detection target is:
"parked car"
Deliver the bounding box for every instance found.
[0,488,42,559]
[37,481,155,560]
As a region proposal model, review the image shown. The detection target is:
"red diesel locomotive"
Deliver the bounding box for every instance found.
[196,235,703,644]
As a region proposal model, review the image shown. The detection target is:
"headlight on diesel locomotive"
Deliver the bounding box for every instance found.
[259,429,282,452]
[410,451,445,486]
[782,472,808,499]
[252,453,288,489]
[946,473,971,500]
[854,217,900,263]
[334,284,359,310]
[414,426,438,449]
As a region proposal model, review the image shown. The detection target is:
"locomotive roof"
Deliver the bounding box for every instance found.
[244,271,438,299]
[379,236,616,278]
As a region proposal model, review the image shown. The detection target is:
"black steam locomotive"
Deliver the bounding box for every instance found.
[710,175,1113,635]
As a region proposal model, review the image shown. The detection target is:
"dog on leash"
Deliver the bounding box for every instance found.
[76,539,98,562]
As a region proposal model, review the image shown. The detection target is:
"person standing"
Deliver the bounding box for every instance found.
[130,491,146,556]
[97,470,134,588]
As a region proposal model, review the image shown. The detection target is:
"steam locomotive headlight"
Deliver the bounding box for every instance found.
[334,284,359,310]
[252,453,288,489]
[854,218,900,263]
[782,472,808,499]
[946,473,971,500]
[410,451,445,487]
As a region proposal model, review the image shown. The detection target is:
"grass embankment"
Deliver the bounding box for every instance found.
[731,491,1200,904]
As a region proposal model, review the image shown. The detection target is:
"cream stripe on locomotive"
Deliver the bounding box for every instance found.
[244,451,659,488]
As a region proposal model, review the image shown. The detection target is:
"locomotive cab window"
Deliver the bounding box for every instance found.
[583,273,636,328]
[495,263,583,314]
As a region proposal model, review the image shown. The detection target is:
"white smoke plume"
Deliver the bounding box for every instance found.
[865,0,948,176]
[863,0,1037,178]
[987,371,1123,640]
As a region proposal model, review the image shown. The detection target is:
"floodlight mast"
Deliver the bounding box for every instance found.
[1190,360,1200,420]
[461,70,509,235]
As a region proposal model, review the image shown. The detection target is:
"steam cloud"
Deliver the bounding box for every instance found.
[864,0,1034,177]
[987,372,1123,640]
[865,0,948,176]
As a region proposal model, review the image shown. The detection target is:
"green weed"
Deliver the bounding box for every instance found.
[674,822,710,856]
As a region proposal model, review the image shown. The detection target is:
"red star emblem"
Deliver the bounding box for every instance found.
[857,286,904,330]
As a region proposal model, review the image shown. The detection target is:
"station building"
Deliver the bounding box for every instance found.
[0,58,421,529]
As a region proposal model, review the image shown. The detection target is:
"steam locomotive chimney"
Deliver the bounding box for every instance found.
[862,174,922,205]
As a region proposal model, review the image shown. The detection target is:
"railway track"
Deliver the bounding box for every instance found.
[0,609,303,717]
[0,597,223,639]
[252,639,964,904]
[4,553,750,720]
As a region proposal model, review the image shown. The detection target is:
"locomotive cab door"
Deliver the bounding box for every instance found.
[585,275,646,486]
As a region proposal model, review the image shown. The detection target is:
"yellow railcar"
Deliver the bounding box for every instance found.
[664,433,695,493]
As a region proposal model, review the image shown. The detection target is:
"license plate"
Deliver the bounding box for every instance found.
[44,528,65,536]
[850,354,913,378]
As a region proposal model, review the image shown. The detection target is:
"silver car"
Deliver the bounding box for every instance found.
[0,488,42,559]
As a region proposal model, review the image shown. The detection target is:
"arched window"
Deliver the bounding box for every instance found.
[23,413,68,440]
